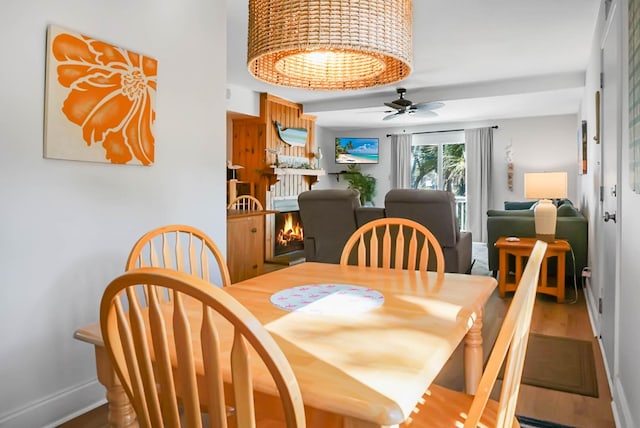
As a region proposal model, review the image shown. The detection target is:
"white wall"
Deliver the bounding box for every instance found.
[0,1,227,426]
[314,115,579,210]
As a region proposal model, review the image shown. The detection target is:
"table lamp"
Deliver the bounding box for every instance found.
[524,171,568,242]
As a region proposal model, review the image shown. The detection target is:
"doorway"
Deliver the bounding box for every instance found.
[598,1,622,379]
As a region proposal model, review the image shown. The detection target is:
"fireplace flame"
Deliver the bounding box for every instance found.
[277,213,304,246]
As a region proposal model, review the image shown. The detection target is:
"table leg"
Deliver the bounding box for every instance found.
[95,346,138,428]
[464,308,484,394]
[515,254,523,284]
[540,257,549,289]
[557,252,566,303]
[498,249,507,297]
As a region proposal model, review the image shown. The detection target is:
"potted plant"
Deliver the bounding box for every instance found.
[343,164,376,205]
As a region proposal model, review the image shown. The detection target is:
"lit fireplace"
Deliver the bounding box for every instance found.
[274,211,304,257]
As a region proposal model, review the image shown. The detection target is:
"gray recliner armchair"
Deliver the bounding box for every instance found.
[384,189,473,274]
[298,189,362,264]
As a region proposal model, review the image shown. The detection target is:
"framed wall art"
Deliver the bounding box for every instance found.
[44,25,158,165]
[578,120,587,175]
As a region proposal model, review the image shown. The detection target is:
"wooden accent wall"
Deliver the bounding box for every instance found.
[231,93,316,206]
[231,93,317,260]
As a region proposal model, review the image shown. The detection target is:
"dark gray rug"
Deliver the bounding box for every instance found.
[517,415,575,428]
[500,333,598,397]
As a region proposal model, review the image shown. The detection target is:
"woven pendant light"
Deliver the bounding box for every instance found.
[247,0,413,90]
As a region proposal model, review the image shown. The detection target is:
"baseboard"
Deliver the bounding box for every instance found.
[0,379,105,428]
[583,286,624,426]
[584,284,634,427]
[611,376,634,428]
[583,284,599,338]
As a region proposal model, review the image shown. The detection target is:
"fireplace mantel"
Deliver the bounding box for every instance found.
[265,167,326,187]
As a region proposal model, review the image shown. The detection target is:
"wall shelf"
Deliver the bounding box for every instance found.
[265,167,326,187]
[328,171,353,182]
[270,167,325,176]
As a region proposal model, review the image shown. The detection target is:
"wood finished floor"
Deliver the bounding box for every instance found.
[58,274,615,428]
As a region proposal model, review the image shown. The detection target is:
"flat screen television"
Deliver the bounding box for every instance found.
[335,137,379,164]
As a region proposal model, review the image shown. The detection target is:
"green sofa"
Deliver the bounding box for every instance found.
[486,200,588,277]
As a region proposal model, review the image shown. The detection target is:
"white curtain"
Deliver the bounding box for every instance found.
[466,127,494,242]
[390,134,413,188]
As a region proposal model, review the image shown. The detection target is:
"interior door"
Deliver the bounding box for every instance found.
[599,3,621,377]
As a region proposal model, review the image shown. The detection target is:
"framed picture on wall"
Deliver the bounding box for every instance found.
[578,120,587,175]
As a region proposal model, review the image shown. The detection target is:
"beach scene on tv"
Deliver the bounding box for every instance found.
[335,137,379,164]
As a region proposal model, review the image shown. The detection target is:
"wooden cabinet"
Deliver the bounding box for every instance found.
[227,212,265,283]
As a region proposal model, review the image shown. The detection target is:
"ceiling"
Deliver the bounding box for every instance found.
[226,0,600,130]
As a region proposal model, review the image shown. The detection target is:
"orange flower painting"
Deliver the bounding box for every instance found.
[44,26,157,165]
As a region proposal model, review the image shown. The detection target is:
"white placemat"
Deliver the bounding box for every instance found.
[270,284,384,314]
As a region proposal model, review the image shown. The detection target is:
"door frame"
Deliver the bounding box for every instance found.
[596,0,623,384]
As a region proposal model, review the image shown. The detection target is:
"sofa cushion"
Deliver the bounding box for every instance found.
[355,207,385,227]
[504,200,536,210]
[555,198,573,207]
[384,189,459,248]
[298,189,361,264]
[557,203,579,217]
[487,209,534,217]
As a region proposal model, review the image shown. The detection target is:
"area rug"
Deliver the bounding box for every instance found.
[516,415,576,428]
[501,333,598,397]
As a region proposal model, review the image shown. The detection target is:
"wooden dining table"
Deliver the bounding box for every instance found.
[75,262,497,428]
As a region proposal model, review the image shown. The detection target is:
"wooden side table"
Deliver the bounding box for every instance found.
[495,236,571,302]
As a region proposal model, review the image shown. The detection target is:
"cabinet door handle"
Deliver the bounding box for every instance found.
[252,264,258,269]
[250,227,258,233]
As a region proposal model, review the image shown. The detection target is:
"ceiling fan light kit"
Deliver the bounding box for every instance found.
[247,0,413,90]
[383,88,444,120]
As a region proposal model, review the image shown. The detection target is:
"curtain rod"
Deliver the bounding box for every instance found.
[386,125,498,138]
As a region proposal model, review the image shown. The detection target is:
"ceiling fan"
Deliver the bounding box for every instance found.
[383,88,444,120]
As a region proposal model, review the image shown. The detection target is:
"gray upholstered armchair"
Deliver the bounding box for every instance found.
[298,189,362,264]
[384,189,473,274]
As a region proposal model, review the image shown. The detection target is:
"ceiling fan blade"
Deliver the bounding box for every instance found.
[408,109,438,117]
[412,101,445,111]
[384,101,403,110]
[383,112,401,120]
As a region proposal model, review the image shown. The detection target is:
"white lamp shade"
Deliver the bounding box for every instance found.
[524,172,568,199]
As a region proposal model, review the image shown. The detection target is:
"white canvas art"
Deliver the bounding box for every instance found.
[44,25,157,165]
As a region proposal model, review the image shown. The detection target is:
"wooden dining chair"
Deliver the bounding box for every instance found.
[100,267,306,428]
[227,195,263,211]
[401,240,548,428]
[126,224,231,289]
[340,217,445,278]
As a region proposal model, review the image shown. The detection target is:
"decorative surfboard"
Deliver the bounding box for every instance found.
[274,121,308,147]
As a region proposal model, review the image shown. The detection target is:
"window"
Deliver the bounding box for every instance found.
[411,132,467,229]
